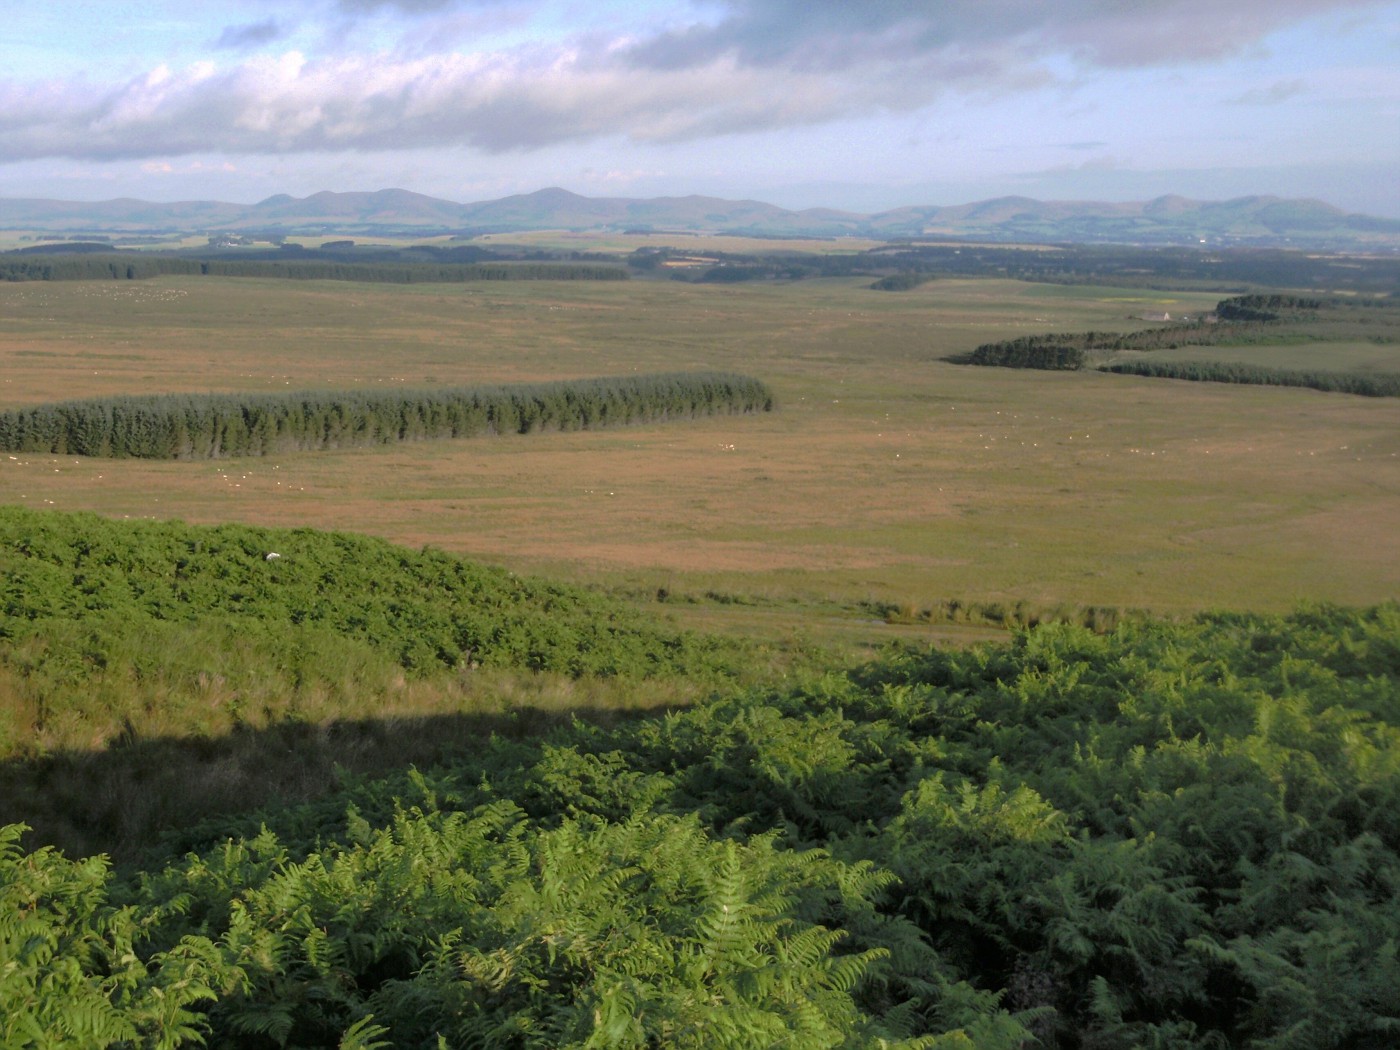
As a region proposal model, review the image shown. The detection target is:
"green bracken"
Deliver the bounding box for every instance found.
[2,507,1397,1048]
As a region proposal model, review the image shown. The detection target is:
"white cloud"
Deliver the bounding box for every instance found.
[0,0,1391,163]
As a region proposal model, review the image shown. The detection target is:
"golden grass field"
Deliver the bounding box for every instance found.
[3,271,1398,630]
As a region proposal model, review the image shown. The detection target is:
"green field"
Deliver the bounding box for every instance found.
[2,274,1396,627]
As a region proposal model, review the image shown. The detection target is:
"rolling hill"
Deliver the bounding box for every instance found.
[2,187,1397,248]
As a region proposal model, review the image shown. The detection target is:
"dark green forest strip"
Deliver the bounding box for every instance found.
[0,254,627,282]
[1100,358,1400,396]
[964,321,1240,370]
[0,371,775,459]
[3,601,1397,1047]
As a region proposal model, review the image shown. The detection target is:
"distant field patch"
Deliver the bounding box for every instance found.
[1111,340,1400,372]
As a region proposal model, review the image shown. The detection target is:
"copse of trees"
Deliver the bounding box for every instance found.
[966,334,1090,370]
[1215,292,1323,322]
[0,372,775,459]
[870,271,935,291]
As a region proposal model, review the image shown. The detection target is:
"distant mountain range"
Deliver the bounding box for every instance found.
[3,187,1397,249]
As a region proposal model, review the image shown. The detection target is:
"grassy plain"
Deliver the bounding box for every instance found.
[2,273,1397,632]
[1111,339,1400,373]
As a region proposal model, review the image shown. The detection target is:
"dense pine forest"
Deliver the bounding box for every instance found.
[0,373,774,459]
[2,507,1397,1048]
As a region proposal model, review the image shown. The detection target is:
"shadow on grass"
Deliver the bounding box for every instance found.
[0,703,675,866]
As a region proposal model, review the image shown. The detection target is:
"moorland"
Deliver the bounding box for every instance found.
[1,229,1398,1048]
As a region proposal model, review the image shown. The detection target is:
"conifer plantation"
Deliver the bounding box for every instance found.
[0,373,774,459]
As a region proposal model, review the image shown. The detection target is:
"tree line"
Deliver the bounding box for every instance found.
[1101,358,1400,397]
[0,372,774,459]
[0,254,627,284]
[1214,293,1323,322]
[964,294,1399,385]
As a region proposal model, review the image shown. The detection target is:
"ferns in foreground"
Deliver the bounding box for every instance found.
[0,371,775,459]
[6,604,1399,1046]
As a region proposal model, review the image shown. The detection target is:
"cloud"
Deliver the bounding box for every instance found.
[625,0,1387,71]
[141,159,239,175]
[0,45,998,162]
[215,20,289,50]
[0,0,1389,163]
[335,0,490,12]
[1228,78,1310,104]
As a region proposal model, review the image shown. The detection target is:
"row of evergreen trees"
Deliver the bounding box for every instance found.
[0,373,775,459]
[964,293,1389,373]
[965,334,1090,370]
[0,255,626,284]
[1100,358,1400,397]
[1215,293,1323,322]
[965,317,1272,370]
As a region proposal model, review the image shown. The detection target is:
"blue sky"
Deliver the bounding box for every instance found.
[3,0,1398,215]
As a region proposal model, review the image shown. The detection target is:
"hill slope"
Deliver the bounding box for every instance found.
[3,188,1396,248]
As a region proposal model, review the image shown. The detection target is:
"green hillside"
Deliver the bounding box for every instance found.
[2,509,1398,1048]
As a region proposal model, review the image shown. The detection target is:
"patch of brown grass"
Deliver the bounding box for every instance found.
[2,275,1396,618]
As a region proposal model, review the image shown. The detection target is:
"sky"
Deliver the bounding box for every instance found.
[2,0,1398,216]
